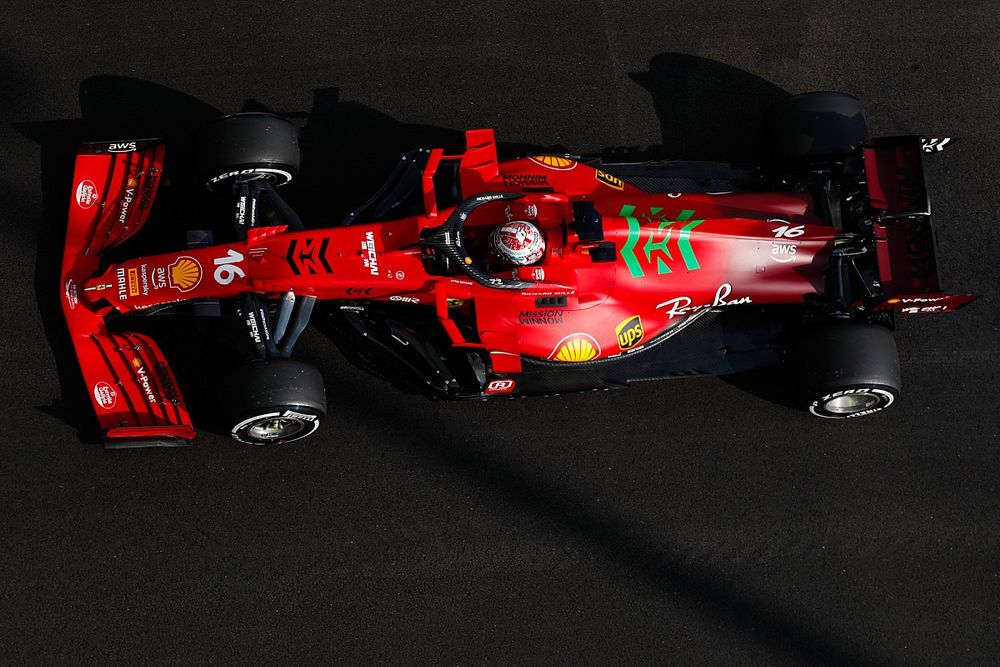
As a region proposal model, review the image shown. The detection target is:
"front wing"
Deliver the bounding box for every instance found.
[62,140,195,446]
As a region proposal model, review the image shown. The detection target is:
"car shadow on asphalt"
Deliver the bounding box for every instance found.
[303,332,870,666]
[631,53,790,162]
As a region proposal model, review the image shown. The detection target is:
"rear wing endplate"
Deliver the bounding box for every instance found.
[864,136,977,313]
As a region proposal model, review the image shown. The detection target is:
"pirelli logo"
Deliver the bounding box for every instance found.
[595,169,624,190]
[126,268,140,296]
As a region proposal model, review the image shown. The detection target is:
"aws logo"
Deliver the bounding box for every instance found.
[107,141,138,153]
[615,315,644,350]
[168,256,203,292]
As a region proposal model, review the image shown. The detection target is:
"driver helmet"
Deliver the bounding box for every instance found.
[489,220,545,266]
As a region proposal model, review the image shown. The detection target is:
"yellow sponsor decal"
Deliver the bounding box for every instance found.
[595,169,624,190]
[614,315,644,350]
[550,334,601,362]
[126,268,140,296]
[529,155,577,171]
[168,256,203,292]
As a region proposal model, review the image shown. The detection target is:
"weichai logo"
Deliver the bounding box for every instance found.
[618,205,704,279]
[615,315,644,350]
[168,256,203,292]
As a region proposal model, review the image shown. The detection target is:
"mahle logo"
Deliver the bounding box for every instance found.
[619,205,703,279]
[615,315,644,350]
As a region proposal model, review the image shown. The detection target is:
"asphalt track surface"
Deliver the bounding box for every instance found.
[2,2,999,664]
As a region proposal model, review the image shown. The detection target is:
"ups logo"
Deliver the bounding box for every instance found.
[615,315,644,350]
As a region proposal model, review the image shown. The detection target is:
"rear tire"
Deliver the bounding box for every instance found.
[221,359,326,445]
[795,323,901,419]
[765,91,868,161]
[196,112,300,192]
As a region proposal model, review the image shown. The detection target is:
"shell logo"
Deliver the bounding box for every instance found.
[550,334,601,362]
[167,256,203,292]
[530,155,577,171]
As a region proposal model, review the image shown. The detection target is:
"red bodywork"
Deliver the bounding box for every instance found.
[61,130,975,443]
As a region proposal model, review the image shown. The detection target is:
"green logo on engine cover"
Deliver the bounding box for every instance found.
[619,205,704,279]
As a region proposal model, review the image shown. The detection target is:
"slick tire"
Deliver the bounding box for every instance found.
[221,359,326,445]
[795,322,901,419]
[196,112,300,192]
[765,91,868,161]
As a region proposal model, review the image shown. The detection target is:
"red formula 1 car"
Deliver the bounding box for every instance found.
[60,92,976,447]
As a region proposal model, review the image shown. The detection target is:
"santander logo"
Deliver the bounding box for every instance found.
[75,180,99,209]
[93,381,118,410]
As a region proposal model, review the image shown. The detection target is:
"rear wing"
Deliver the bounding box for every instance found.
[62,140,195,447]
[863,136,978,314]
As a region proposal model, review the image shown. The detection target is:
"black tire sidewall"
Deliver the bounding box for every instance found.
[205,165,296,190]
[220,359,326,445]
[196,112,300,191]
[795,323,901,419]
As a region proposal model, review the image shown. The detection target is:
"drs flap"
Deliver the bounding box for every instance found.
[863,136,929,218]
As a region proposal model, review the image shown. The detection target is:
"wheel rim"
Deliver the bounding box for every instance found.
[823,392,881,415]
[246,416,306,441]
[234,413,317,444]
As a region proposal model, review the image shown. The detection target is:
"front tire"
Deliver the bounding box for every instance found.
[196,112,300,192]
[796,323,901,419]
[221,359,326,445]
